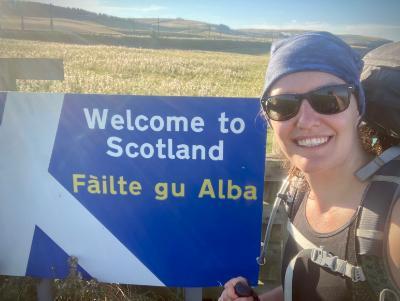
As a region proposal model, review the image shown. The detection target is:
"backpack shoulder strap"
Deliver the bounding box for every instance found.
[355,147,400,299]
[355,146,400,182]
[357,149,400,256]
[284,176,308,221]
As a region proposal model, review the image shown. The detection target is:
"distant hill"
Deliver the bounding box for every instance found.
[0,1,243,38]
[0,0,390,55]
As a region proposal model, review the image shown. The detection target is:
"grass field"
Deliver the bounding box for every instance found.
[0,38,268,96]
[0,38,273,152]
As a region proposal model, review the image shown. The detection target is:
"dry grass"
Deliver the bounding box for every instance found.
[0,38,273,153]
[0,38,267,97]
[0,38,273,151]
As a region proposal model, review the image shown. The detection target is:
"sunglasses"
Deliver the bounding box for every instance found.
[261,84,355,121]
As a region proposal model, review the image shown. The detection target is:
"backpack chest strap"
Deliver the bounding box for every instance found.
[284,222,366,301]
[310,247,366,282]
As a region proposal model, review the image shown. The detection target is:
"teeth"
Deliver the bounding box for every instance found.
[297,137,329,147]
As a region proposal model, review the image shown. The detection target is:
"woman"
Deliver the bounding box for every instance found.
[219,32,400,301]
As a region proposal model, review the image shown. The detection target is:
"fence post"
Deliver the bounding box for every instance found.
[184,288,202,301]
[0,59,17,91]
[37,279,53,301]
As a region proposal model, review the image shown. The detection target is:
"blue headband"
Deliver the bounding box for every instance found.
[262,31,365,115]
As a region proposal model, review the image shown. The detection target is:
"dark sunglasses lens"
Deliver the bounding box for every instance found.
[309,85,350,114]
[265,95,300,121]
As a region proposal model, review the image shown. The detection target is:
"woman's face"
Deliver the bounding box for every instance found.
[268,71,362,174]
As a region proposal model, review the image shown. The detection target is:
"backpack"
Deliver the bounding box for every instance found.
[353,41,400,301]
[257,42,400,301]
[361,41,400,138]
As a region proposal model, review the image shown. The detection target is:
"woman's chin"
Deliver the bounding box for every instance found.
[293,157,331,175]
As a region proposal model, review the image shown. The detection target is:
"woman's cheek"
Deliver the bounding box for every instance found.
[272,126,293,159]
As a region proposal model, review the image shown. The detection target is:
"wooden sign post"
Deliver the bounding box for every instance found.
[0,58,64,91]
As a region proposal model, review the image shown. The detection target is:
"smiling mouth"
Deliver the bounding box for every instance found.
[295,136,331,147]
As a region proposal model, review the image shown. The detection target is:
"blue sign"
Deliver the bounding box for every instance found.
[0,92,267,287]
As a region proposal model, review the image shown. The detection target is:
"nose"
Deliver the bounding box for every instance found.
[295,99,321,129]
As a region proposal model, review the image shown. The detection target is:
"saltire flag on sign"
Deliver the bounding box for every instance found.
[0,92,266,287]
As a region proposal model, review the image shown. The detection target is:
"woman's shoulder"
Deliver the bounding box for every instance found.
[387,197,400,289]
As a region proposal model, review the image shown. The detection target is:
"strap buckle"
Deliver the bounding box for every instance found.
[310,247,366,282]
[351,266,366,282]
[310,247,338,271]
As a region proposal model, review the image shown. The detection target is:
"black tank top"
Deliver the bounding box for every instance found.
[281,192,358,301]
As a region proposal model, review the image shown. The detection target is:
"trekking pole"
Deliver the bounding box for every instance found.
[234,281,260,301]
[257,178,289,265]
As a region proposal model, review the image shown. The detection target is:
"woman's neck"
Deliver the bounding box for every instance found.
[303,149,372,211]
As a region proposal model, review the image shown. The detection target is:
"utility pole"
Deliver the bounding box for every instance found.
[157,17,160,36]
[0,0,5,31]
[16,0,25,31]
[49,3,54,31]
[21,15,24,31]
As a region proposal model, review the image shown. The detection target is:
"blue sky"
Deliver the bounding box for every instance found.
[33,0,400,41]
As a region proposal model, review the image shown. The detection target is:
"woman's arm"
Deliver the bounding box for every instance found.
[387,197,400,288]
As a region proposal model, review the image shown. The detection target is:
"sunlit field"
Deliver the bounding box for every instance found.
[0,38,273,152]
[0,38,267,97]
